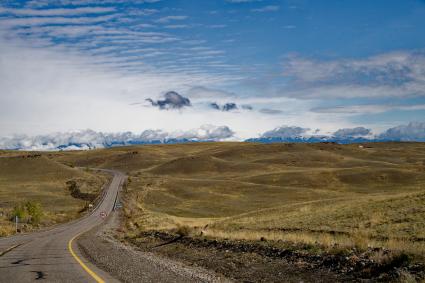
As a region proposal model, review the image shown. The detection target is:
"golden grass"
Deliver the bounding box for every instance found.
[101,142,425,258]
[0,154,108,236]
[4,142,425,258]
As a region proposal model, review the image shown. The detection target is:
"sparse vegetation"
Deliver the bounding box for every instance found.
[2,142,424,280]
[0,153,109,235]
[58,142,422,281]
[51,142,425,258]
[11,201,44,225]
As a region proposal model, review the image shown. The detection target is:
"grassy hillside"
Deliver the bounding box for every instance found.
[3,142,424,279]
[0,153,108,236]
[63,142,423,258]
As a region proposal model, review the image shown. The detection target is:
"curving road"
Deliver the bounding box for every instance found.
[0,169,125,283]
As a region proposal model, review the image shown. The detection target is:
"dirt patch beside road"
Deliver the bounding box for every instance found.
[125,231,425,283]
[77,212,228,283]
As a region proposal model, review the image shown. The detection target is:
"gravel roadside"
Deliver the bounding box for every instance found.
[77,211,231,283]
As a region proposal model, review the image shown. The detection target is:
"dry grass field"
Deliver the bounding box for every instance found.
[2,142,424,280]
[53,142,425,260]
[0,153,108,236]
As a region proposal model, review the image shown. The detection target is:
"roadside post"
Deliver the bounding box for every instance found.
[15,215,18,233]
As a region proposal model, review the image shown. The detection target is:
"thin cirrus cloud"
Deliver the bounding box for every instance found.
[164,24,190,29]
[154,15,188,24]
[251,5,280,12]
[226,0,263,2]
[23,0,162,7]
[0,6,116,16]
[0,14,117,26]
[0,1,231,80]
[311,104,425,114]
[281,50,425,99]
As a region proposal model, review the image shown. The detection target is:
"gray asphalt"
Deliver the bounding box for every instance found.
[0,169,125,283]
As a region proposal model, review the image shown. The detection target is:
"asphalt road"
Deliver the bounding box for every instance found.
[0,169,125,283]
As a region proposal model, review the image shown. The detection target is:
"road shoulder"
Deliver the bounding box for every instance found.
[77,211,229,283]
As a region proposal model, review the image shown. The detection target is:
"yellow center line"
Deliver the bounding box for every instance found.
[0,244,20,257]
[68,233,105,283]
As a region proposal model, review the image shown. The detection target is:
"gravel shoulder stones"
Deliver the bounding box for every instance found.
[77,211,230,283]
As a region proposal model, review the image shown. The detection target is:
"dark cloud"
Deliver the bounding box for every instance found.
[146,91,191,110]
[379,122,425,141]
[259,108,283,115]
[209,102,252,112]
[222,103,237,111]
[209,102,221,110]
[261,126,309,138]
[333,127,371,138]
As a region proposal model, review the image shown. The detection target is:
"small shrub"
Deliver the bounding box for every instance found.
[351,230,369,250]
[25,201,43,224]
[396,270,416,283]
[175,224,190,236]
[11,203,27,221]
[10,201,43,225]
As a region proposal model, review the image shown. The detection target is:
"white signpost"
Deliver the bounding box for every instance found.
[15,215,19,233]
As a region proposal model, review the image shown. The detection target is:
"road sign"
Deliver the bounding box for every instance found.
[100,211,107,219]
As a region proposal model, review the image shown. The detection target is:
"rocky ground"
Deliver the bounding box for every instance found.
[78,212,425,283]
[126,230,425,282]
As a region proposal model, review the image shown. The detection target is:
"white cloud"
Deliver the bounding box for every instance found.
[164,24,189,29]
[251,5,280,12]
[0,14,116,26]
[333,127,371,138]
[261,126,309,138]
[155,15,188,24]
[0,6,115,16]
[0,33,239,136]
[24,0,161,7]
[311,104,425,114]
[226,0,263,2]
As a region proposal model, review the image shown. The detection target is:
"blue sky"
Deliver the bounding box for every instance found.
[0,0,424,141]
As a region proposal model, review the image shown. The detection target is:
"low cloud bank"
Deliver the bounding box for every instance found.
[2,122,424,151]
[248,122,425,143]
[0,125,234,151]
[261,126,309,139]
[379,122,425,141]
[333,127,371,138]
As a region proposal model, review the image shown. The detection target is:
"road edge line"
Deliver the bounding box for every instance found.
[0,244,21,257]
[68,233,105,283]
